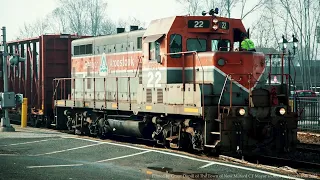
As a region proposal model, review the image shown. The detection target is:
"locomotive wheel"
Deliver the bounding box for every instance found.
[97,118,110,140]
[179,133,193,152]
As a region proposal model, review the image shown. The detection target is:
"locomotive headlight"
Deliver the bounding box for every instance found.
[238,108,246,116]
[212,18,219,23]
[279,108,286,115]
[212,25,218,30]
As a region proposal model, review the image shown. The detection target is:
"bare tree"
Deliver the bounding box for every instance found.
[54,0,111,36]
[48,7,69,33]
[220,0,239,18]
[116,17,146,30]
[214,0,266,19]
[249,0,283,48]
[99,18,117,35]
[57,0,90,35]
[17,23,36,39]
[239,0,267,20]
[250,14,275,47]
[17,0,144,38]
[178,0,266,19]
[17,17,50,39]
[86,0,108,36]
[275,0,320,89]
[175,0,203,15]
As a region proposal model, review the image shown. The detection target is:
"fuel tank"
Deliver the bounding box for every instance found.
[106,118,155,139]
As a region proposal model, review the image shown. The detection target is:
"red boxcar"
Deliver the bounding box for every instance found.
[0,34,90,127]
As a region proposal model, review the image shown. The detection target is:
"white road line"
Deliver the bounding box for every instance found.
[95,150,151,163]
[26,164,83,168]
[29,143,103,156]
[0,154,17,156]
[199,162,216,169]
[0,138,62,147]
[62,137,147,151]
[65,137,303,180]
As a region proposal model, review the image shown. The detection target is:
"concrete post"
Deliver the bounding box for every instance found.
[1,26,15,132]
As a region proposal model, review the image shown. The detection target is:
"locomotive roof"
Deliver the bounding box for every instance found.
[72,15,247,45]
[72,29,146,45]
[143,16,175,37]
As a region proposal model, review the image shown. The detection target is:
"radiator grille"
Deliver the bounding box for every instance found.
[146,88,152,103]
[138,61,142,84]
[157,88,163,103]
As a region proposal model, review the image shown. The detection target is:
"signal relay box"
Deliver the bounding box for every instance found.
[0,92,16,108]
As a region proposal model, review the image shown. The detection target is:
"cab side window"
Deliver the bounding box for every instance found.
[169,34,182,58]
[149,41,160,61]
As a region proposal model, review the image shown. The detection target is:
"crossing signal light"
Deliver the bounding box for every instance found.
[15,94,23,105]
[9,55,26,66]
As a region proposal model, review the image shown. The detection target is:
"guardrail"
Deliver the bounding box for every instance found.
[290,97,320,133]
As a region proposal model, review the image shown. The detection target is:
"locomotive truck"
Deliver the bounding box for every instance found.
[52,9,298,155]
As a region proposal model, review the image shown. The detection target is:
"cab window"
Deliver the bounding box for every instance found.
[149,41,160,61]
[187,38,206,52]
[212,39,230,51]
[169,34,182,58]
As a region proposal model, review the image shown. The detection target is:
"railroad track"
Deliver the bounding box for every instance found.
[245,155,320,173]
[297,142,320,154]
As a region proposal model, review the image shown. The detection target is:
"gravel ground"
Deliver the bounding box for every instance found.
[298,132,320,144]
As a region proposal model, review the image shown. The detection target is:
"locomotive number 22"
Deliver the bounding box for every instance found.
[147,71,161,88]
[194,21,204,28]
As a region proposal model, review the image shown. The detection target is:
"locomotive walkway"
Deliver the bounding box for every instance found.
[0,125,312,180]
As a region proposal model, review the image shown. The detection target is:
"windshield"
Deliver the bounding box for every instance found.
[212,39,230,51]
[186,38,207,52]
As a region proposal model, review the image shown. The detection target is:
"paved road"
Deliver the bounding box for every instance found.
[0,126,307,180]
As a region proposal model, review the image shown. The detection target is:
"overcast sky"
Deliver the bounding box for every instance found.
[0,0,259,41]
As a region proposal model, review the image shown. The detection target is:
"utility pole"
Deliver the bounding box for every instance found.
[0,26,24,132]
[0,26,15,131]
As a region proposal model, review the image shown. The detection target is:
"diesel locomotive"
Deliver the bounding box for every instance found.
[52,10,298,155]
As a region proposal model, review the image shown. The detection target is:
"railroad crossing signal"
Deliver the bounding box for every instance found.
[9,55,25,66]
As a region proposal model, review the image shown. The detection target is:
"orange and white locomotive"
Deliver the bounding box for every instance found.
[53,9,298,155]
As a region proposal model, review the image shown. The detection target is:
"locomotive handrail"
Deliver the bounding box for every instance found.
[219,73,253,110]
[163,50,198,56]
[52,79,60,101]
[163,50,205,120]
[53,76,135,80]
[266,53,297,109]
[52,57,143,109]
[225,60,242,65]
[218,75,229,109]
[266,53,296,87]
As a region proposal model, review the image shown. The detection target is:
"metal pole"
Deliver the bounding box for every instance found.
[288,50,291,92]
[1,26,15,132]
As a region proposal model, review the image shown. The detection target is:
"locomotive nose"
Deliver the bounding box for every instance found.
[201,51,266,91]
